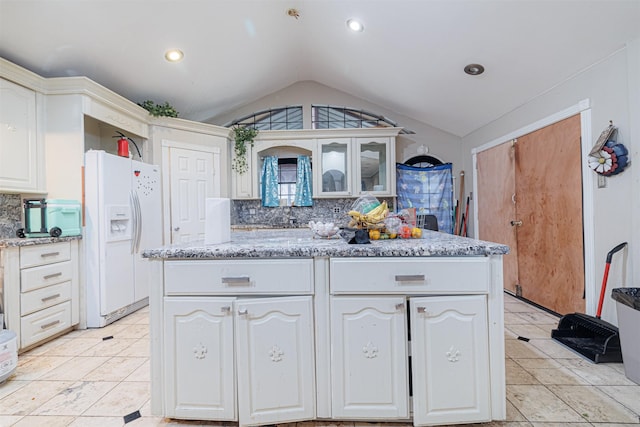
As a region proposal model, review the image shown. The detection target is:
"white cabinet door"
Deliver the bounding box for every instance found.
[0,78,39,192]
[314,138,352,197]
[330,296,409,419]
[231,143,254,199]
[410,295,491,426]
[354,137,394,196]
[235,296,316,426]
[164,297,236,421]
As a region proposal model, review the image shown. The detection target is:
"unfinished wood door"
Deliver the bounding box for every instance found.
[476,114,584,315]
[515,115,584,314]
[477,142,518,294]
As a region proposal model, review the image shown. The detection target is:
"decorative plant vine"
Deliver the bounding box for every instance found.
[231,126,259,174]
[138,100,179,118]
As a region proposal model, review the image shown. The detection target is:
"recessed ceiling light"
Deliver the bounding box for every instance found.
[347,19,364,32]
[164,49,184,62]
[464,64,485,75]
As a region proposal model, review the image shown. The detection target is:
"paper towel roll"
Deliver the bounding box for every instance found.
[204,198,231,244]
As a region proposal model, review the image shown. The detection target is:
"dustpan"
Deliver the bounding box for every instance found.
[551,242,627,363]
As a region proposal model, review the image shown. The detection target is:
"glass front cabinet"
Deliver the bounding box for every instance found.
[314,130,398,198]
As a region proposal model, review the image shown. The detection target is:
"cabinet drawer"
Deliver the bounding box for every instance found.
[21,281,72,316]
[21,260,73,292]
[20,242,71,268]
[20,300,72,348]
[330,257,489,294]
[165,259,314,295]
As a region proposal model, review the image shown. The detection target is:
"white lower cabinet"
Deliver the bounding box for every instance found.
[410,295,490,426]
[163,283,315,426]
[331,296,409,419]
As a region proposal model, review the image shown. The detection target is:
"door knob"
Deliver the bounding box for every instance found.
[510,220,523,227]
[173,227,180,231]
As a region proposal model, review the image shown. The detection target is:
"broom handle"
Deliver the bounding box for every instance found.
[596,242,628,319]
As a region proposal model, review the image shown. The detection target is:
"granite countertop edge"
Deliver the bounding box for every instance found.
[0,235,82,248]
[143,229,509,259]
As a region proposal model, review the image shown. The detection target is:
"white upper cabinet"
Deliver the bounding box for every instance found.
[0,78,44,193]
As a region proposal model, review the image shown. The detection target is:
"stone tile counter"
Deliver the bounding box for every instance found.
[143,228,508,259]
[0,235,81,248]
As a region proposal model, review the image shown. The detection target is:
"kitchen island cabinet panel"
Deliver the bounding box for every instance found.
[330,296,409,419]
[411,295,490,426]
[164,297,236,421]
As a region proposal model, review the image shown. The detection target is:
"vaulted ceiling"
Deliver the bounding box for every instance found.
[1,0,639,137]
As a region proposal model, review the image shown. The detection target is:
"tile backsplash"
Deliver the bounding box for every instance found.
[0,193,22,238]
[231,198,394,228]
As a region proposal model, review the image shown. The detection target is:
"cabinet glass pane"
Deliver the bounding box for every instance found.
[321,143,348,192]
[360,142,386,192]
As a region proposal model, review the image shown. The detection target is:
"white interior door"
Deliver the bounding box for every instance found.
[169,147,220,243]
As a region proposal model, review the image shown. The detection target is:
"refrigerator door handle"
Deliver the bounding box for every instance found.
[130,191,138,254]
[133,191,142,252]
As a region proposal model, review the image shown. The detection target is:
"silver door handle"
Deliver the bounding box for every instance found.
[222,277,251,285]
[417,307,426,314]
[40,252,60,258]
[395,303,405,311]
[395,274,425,282]
[238,308,248,316]
[221,306,231,314]
[43,272,62,280]
[41,294,61,302]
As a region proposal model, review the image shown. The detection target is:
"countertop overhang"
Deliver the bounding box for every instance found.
[143,229,509,259]
[0,235,82,248]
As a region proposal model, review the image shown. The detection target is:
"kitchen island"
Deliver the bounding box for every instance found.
[144,229,508,427]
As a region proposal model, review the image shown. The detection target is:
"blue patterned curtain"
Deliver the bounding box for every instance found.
[294,155,313,206]
[396,163,454,234]
[261,156,279,207]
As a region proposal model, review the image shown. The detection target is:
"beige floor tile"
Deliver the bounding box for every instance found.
[113,323,150,339]
[117,338,150,357]
[525,367,590,385]
[0,380,73,416]
[515,312,561,325]
[67,415,125,426]
[512,358,562,370]
[548,384,639,423]
[506,324,551,340]
[124,359,151,382]
[79,337,140,357]
[506,385,585,422]
[557,358,638,386]
[38,337,103,356]
[530,423,591,426]
[506,359,540,385]
[12,414,76,426]
[504,312,535,325]
[597,384,640,414]
[13,355,73,381]
[528,339,583,359]
[0,379,28,400]
[32,380,118,416]
[504,301,541,314]
[505,339,550,359]
[0,415,23,425]
[83,381,149,417]
[82,356,147,382]
[79,323,129,339]
[505,399,528,421]
[19,336,69,356]
[39,356,111,381]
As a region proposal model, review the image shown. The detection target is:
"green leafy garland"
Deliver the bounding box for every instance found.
[231,126,259,174]
[138,100,179,118]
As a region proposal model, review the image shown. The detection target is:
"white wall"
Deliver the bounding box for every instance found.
[462,40,640,324]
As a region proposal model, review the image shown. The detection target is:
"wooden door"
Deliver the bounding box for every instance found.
[477,142,518,293]
[330,296,409,419]
[235,296,316,426]
[411,295,490,426]
[169,147,220,243]
[515,115,584,314]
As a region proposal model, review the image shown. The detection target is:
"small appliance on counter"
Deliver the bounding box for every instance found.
[16,199,82,238]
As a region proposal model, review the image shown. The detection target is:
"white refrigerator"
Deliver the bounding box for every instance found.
[84,150,162,328]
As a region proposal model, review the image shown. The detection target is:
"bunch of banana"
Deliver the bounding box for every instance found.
[347,201,389,229]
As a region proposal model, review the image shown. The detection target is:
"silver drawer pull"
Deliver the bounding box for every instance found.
[221,306,231,313]
[395,274,425,282]
[222,277,251,285]
[238,308,248,316]
[395,303,405,311]
[40,252,60,257]
[417,307,426,314]
[41,320,61,329]
[41,294,61,302]
[43,272,63,280]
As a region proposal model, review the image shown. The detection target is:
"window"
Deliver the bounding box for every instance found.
[278,159,298,206]
[404,155,443,168]
[224,106,303,130]
[312,105,414,134]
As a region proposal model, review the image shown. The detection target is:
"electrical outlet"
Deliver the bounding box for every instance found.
[332,207,341,214]
[597,174,607,189]
[249,208,256,215]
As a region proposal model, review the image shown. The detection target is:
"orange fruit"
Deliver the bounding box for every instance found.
[368,229,381,240]
[411,227,422,239]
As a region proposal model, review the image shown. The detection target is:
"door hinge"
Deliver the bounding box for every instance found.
[515,284,522,297]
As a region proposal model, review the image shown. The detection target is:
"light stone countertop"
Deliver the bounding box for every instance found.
[143,228,509,259]
[0,235,82,248]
